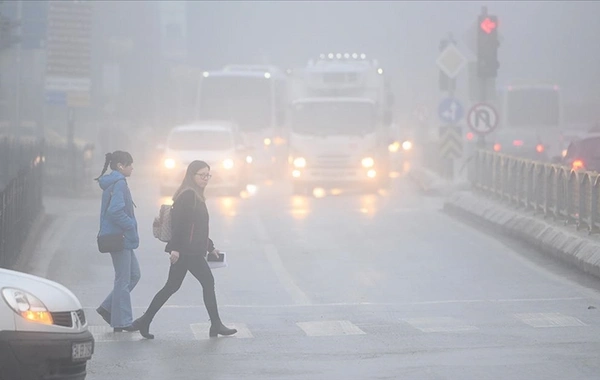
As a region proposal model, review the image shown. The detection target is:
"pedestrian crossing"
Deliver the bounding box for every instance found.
[88,312,591,343]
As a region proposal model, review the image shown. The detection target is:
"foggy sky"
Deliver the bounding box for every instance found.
[183,1,600,106]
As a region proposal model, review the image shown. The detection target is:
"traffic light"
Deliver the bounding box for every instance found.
[477,14,499,78]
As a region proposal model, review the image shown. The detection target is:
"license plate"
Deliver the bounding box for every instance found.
[72,341,93,361]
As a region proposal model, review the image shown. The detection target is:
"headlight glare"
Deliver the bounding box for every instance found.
[164,158,176,169]
[2,288,53,325]
[293,157,306,168]
[361,157,375,168]
[223,159,234,170]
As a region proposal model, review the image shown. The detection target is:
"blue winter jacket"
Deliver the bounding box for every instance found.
[98,170,139,250]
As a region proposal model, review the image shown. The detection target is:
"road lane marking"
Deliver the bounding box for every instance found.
[402,317,478,333]
[297,320,366,337]
[251,214,311,305]
[514,313,587,328]
[190,322,253,339]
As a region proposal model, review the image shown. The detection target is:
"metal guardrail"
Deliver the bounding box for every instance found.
[471,150,600,235]
[0,150,44,268]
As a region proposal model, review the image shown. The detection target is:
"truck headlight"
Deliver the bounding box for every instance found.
[2,288,53,325]
[388,142,400,152]
[361,157,375,168]
[402,140,413,151]
[223,158,234,170]
[293,157,306,168]
[164,158,176,169]
[246,155,253,164]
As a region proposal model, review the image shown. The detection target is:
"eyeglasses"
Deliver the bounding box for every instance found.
[195,173,212,180]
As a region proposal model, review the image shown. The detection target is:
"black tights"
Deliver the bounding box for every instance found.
[144,254,220,324]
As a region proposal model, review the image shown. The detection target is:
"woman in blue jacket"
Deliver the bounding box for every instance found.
[95,151,141,332]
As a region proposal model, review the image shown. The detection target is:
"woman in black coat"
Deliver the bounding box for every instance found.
[133,160,237,339]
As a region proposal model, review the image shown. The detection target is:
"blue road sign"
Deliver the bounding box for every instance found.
[437,98,464,124]
[45,91,67,106]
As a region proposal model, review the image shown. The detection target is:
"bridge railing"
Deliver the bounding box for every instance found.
[471,150,600,235]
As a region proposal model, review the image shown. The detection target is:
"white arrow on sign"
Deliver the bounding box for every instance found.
[467,103,499,135]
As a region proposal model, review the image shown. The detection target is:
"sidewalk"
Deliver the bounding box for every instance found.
[409,166,600,280]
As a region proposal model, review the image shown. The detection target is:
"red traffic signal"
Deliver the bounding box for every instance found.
[480,17,497,34]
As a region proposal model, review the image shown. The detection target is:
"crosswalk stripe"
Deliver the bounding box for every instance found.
[401,317,478,333]
[190,322,253,339]
[89,326,140,342]
[513,313,587,328]
[296,320,366,337]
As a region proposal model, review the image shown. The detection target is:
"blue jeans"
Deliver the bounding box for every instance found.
[99,249,141,328]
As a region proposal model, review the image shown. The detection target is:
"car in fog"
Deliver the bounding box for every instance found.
[0,268,94,380]
[562,134,600,172]
[159,121,254,195]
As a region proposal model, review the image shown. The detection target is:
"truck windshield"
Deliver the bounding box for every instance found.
[167,130,233,151]
[198,76,271,132]
[505,88,560,128]
[291,102,375,135]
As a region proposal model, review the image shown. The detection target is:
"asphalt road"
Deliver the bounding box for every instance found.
[31,169,600,380]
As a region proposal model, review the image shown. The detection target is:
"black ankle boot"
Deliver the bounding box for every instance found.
[132,315,154,339]
[209,322,237,338]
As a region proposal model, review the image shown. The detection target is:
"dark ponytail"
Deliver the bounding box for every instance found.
[94,150,133,180]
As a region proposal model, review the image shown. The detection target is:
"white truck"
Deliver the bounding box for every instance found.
[196,65,289,179]
[287,54,394,194]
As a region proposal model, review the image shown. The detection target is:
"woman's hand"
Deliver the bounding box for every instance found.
[209,248,220,259]
[170,250,180,265]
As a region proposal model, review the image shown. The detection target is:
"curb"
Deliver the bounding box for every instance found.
[444,191,600,279]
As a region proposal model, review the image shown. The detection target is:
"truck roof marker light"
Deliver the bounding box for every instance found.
[336,53,342,59]
[377,68,383,75]
[352,53,358,59]
[319,54,325,59]
[202,72,209,78]
[328,53,334,59]
[344,53,350,59]
[264,72,271,79]
[360,54,366,59]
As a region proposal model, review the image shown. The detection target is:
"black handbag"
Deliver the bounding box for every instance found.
[97,180,125,253]
[97,233,124,253]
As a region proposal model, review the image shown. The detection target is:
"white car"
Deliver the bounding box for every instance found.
[0,268,94,380]
[159,121,253,196]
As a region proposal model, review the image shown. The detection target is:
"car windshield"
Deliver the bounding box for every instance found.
[167,130,233,151]
[198,76,271,132]
[291,102,375,135]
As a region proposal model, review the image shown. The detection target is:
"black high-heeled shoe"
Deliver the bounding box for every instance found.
[132,315,154,339]
[209,323,237,338]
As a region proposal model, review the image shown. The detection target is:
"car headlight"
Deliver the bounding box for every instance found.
[402,140,413,151]
[2,288,53,325]
[388,142,400,153]
[246,155,253,164]
[263,138,272,146]
[293,157,306,168]
[164,158,176,169]
[223,158,234,170]
[361,157,375,168]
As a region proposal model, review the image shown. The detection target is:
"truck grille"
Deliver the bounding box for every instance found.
[50,309,86,328]
[315,155,352,168]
